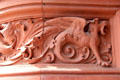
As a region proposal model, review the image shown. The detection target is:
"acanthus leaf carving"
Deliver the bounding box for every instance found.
[0,17,112,67]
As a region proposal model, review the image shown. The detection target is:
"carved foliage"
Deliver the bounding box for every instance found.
[0,17,112,67]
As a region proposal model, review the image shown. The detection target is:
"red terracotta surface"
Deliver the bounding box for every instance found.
[0,0,119,80]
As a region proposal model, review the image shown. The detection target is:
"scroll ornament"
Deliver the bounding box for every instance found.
[0,17,112,67]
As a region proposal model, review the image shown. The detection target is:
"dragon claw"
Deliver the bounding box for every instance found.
[96,60,109,67]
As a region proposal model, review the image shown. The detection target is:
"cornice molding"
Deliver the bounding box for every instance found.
[0,0,119,24]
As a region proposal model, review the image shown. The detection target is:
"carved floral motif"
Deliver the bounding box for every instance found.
[0,17,112,67]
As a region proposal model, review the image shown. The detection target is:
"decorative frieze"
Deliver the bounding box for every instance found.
[0,17,112,67]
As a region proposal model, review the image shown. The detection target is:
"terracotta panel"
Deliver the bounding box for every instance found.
[0,0,119,80]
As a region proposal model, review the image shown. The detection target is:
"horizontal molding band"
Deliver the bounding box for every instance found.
[0,64,120,77]
[0,0,119,23]
[0,0,120,9]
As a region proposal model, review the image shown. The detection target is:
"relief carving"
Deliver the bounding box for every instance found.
[0,17,112,67]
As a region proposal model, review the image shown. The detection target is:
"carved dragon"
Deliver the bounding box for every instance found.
[53,18,109,66]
